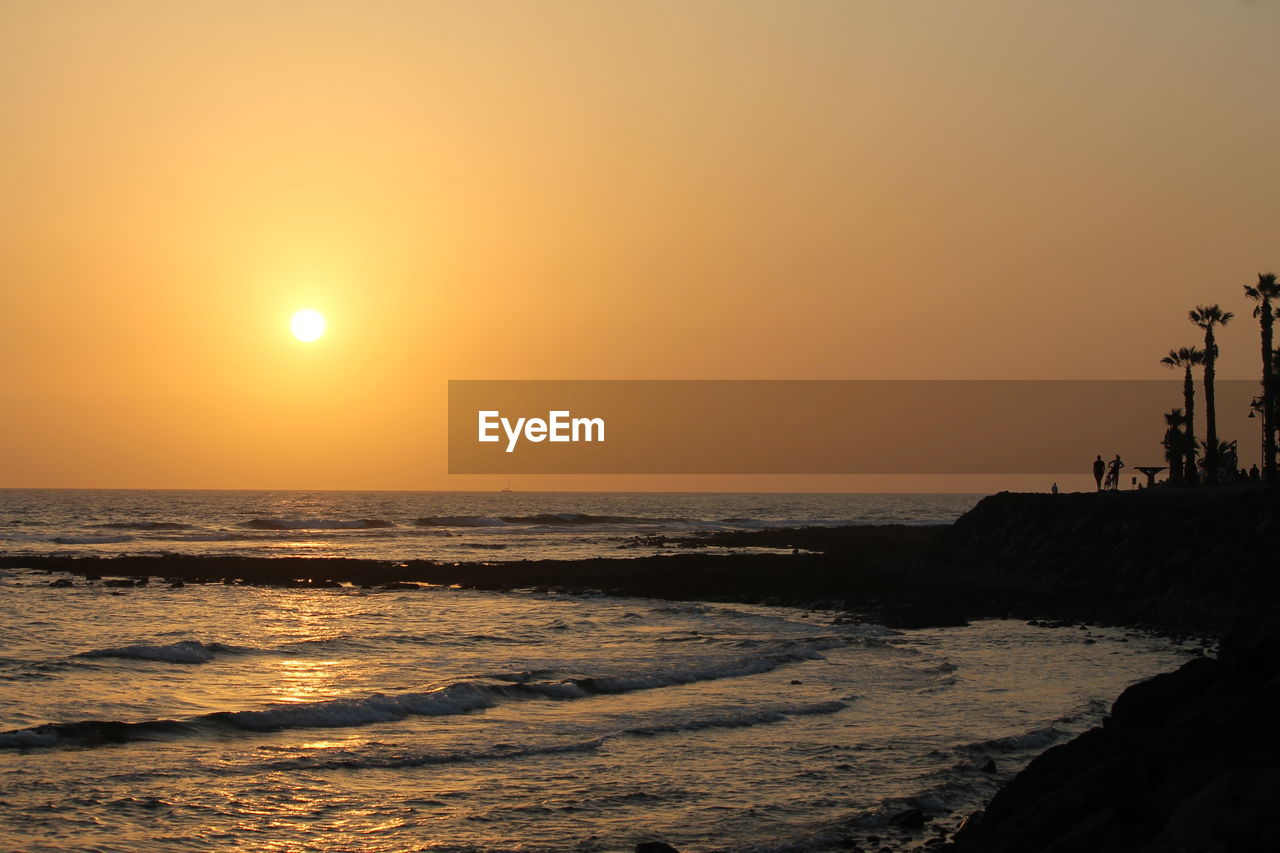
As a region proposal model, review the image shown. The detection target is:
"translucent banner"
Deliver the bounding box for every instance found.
[448,380,1260,474]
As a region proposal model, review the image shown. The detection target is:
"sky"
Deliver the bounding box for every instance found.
[2,0,1278,491]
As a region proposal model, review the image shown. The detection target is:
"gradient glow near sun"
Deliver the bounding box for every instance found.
[291,309,326,342]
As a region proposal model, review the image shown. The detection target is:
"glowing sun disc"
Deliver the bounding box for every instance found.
[291,309,326,342]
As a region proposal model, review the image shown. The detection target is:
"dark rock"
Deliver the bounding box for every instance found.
[48,578,74,587]
[2,488,1276,636]
[979,759,997,774]
[890,808,926,830]
[934,489,1280,631]
[943,621,1280,852]
[635,843,680,853]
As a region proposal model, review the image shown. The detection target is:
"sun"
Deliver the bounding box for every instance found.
[290,309,326,342]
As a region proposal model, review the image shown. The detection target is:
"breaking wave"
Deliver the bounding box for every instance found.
[414,513,685,528]
[255,702,849,772]
[92,521,193,531]
[77,641,248,665]
[259,737,608,772]
[50,534,134,545]
[964,725,1064,753]
[623,700,847,736]
[3,644,841,748]
[413,516,511,528]
[241,518,395,530]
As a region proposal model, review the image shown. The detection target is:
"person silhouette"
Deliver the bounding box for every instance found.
[1051,482,1059,495]
[1092,455,1105,491]
[1105,454,1124,491]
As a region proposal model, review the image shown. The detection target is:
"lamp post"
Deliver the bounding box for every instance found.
[1250,396,1264,476]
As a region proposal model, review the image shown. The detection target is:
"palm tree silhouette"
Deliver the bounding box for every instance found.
[1189,305,1234,483]
[1199,439,1239,480]
[1160,346,1204,484]
[1162,408,1187,485]
[1243,272,1279,481]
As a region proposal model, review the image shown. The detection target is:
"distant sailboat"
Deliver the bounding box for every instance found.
[501,476,513,493]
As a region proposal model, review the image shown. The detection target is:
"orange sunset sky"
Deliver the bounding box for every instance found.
[2,1,1278,491]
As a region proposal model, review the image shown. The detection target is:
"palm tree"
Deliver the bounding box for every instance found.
[1189,305,1234,483]
[1160,346,1204,483]
[1162,409,1186,485]
[1199,439,1239,480]
[1244,272,1279,481]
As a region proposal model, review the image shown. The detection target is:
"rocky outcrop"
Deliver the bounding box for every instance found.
[945,619,1280,852]
[12,488,1278,632]
[933,488,1280,629]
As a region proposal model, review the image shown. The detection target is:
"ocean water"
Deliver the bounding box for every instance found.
[0,490,979,561]
[0,579,1193,852]
[0,492,1194,851]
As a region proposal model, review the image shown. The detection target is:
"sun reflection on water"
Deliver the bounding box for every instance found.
[272,659,345,703]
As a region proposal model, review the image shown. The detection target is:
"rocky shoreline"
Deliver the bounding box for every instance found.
[942,618,1280,852]
[4,488,1277,851]
[8,488,1277,634]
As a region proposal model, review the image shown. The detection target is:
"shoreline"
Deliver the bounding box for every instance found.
[6,490,1277,851]
[6,488,1276,635]
[0,540,988,631]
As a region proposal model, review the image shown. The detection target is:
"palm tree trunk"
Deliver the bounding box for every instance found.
[1262,302,1276,481]
[1204,327,1218,483]
[1165,430,1183,484]
[1183,366,1197,484]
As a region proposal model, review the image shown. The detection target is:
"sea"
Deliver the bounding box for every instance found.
[0,491,1195,852]
[0,490,980,561]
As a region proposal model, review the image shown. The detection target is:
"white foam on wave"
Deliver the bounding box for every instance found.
[517,681,591,699]
[78,640,240,665]
[515,640,843,697]
[219,681,495,730]
[0,729,59,748]
[254,702,848,773]
[7,640,846,749]
[242,517,394,530]
[625,700,847,736]
[413,516,511,528]
[967,725,1062,752]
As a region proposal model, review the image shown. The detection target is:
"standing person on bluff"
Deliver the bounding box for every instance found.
[1105,454,1125,491]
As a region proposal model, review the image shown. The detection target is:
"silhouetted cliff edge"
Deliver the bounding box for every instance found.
[924,489,1279,852]
[929,488,1280,630]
